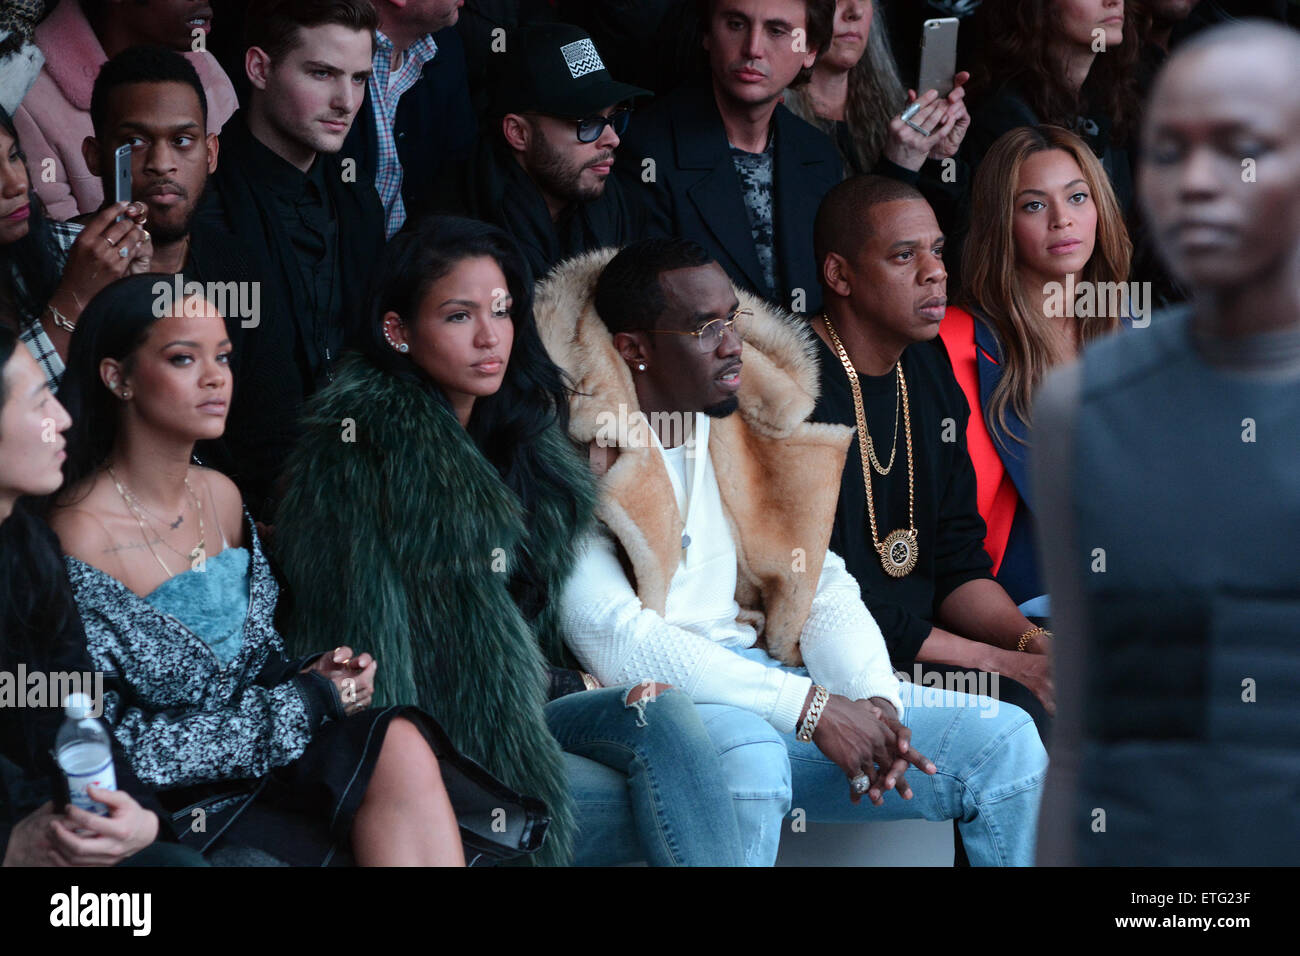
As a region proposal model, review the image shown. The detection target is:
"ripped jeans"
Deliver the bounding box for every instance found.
[545,684,755,866]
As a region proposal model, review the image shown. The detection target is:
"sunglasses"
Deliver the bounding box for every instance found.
[573,108,631,143]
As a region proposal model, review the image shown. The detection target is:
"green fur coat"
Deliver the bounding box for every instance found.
[273,355,595,866]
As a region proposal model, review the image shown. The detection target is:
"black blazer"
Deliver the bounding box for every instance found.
[204,111,385,392]
[618,85,844,314]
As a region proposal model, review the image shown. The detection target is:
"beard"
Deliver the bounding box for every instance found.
[145,178,207,246]
[703,396,739,418]
[525,132,610,206]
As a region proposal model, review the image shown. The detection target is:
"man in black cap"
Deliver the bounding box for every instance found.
[427,22,655,280]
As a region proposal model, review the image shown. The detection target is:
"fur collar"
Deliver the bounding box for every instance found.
[535,249,853,664]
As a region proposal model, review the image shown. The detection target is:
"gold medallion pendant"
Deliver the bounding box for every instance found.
[879,529,919,578]
[822,313,921,580]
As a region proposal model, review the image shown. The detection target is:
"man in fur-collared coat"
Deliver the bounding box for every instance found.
[537,239,1047,866]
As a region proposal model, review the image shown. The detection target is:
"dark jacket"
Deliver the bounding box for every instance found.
[342,26,477,221]
[203,111,385,393]
[1,506,173,860]
[429,132,656,281]
[273,355,597,866]
[617,85,844,314]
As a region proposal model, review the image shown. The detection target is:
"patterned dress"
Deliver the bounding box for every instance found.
[64,516,400,862]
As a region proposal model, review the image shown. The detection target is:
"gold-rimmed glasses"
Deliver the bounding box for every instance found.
[641,308,751,352]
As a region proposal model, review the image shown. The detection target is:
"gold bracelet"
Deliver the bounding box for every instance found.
[45,302,77,333]
[796,685,830,742]
[1017,626,1051,652]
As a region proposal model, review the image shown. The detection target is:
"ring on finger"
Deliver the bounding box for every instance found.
[104,235,118,247]
[850,773,872,795]
[905,119,931,136]
[118,245,130,259]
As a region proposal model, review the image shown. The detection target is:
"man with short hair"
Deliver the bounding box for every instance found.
[204,0,384,398]
[86,45,298,519]
[343,0,475,237]
[616,0,843,315]
[15,0,238,220]
[1035,21,1300,866]
[430,22,652,280]
[807,175,1053,745]
[539,237,1047,866]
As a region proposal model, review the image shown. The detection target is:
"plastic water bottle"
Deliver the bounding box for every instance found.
[55,693,117,815]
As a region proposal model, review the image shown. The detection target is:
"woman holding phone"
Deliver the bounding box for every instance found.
[0,106,152,390]
[783,1,971,177]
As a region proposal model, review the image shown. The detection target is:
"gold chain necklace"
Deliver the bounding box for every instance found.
[866,359,901,475]
[822,315,918,578]
[107,465,206,578]
[116,480,185,530]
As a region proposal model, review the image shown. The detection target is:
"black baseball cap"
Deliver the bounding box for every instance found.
[493,23,651,119]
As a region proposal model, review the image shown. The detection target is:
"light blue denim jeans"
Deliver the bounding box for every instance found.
[698,648,1049,866]
[545,685,757,866]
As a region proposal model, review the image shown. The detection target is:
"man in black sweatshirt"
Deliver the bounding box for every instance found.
[807,174,1052,742]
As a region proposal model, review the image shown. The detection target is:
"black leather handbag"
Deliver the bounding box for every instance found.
[419,714,552,866]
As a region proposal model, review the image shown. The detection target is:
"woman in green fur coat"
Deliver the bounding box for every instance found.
[274,218,747,866]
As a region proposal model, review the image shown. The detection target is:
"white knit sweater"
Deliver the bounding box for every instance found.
[559,415,903,733]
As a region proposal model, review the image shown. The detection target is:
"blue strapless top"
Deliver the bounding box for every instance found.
[143,547,250,665]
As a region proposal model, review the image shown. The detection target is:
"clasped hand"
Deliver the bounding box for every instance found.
[813,695,936,806]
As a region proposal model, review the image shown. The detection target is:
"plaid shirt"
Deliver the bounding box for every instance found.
[370,30,439,239]
[13,219,81,391]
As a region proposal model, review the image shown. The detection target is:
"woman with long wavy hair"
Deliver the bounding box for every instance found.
[273,216,752,866]
[46,275,469,866]
[783,0,971,179]
[963,0,1145,214]
[941,124,1131,608]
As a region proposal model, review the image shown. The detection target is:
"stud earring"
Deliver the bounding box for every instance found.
[399,343,409,353]
[637,363,646,371]
[121,389,132,399]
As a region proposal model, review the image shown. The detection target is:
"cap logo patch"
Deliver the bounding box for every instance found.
[561,38,604,79]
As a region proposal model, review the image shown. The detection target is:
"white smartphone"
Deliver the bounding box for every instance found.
[917,17,960,99]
